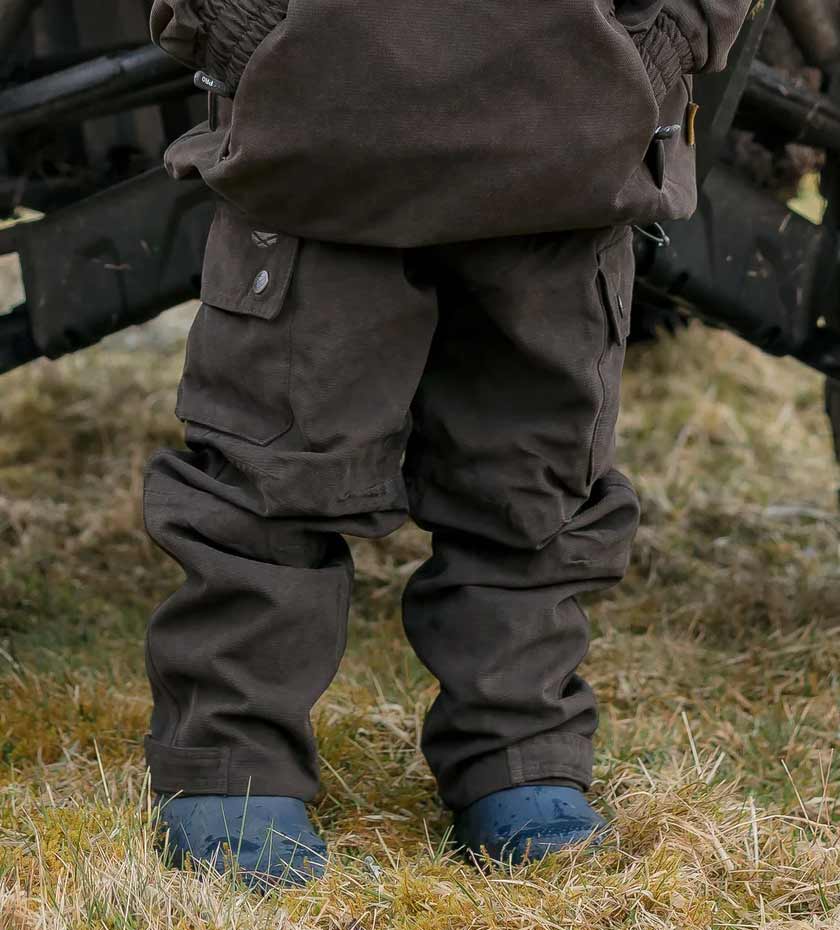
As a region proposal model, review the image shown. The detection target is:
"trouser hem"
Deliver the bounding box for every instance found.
[145,736,317,800]
[442,732,594,811]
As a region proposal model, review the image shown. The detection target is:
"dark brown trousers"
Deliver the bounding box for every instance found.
[143,204,641,810]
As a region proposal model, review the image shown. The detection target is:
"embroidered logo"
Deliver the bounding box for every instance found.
[252,231,280,248]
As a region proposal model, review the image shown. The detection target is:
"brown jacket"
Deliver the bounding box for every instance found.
[152,0,754,246]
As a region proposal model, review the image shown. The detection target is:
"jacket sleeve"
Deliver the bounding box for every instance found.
[150,0,286,92]
[150,0,205,71]
[620,0,755,104]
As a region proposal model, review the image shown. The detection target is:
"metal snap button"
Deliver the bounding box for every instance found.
[253,270,270,295]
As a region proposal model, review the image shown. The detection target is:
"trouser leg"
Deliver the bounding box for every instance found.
[403,227,642,810]
[144,209,437,799]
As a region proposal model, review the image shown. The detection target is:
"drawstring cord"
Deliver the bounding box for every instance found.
[633,222,671,248]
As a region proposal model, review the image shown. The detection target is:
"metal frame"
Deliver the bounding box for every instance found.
[636,0,840,378]
[0,169,213,371]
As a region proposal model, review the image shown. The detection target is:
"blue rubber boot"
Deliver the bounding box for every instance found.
[155,795,328,890]
[454,786,609,865]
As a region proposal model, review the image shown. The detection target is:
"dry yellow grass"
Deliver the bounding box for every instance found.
[1,252,839,927]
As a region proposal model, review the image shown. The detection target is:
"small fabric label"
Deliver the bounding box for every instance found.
[194,71,232,97]
[252,231,280,248]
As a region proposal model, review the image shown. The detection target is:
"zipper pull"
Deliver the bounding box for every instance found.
[653,124,682,141]
[194,71,232,97]
[195,72,232,132]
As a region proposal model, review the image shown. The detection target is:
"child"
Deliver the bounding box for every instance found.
[145,0,753,887]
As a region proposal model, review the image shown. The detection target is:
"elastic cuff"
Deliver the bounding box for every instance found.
[194,0,286,90]
[633,12,695,106]
[441,732,594,811]
[145,736,317,800]
[150,0,208,71]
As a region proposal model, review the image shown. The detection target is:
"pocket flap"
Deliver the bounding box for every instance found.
[597,229,634,346]
[201,202,299,320]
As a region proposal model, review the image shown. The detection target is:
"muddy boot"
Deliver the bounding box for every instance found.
[453,786,608,866]
[155,795,328,890]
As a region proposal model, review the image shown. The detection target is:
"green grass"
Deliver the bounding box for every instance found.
[1,271,839,927]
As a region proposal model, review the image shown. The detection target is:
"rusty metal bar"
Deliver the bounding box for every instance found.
[742,59,840,151]
[776,0,840,66]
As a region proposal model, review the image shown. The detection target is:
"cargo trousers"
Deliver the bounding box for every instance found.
[143,204,641,811]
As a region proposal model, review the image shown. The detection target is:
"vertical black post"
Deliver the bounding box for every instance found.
[694,1,776,184]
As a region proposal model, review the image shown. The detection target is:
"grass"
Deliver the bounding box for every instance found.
[1,250,839,928]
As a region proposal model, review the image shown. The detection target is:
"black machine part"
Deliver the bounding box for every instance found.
[0,170,213,370]
[636,0,840,382]
[0,45,187,139]
[636,165,840,379]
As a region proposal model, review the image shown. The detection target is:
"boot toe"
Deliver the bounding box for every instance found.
[454,786,609,866]
[155,795,328,889]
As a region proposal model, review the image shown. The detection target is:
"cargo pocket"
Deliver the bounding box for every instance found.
[643,75,698,212]
[662,76,699,212]
[588,227,634,486]
[175,202,300,445]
